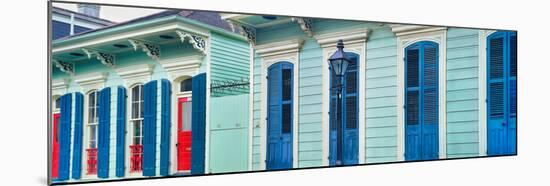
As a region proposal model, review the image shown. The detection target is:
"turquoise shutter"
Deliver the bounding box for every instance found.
[98,87,111,178]
[160,79,171,176]
[72,93,84,179]
[116,86,126,177]
[191,73,206,174]
[58,93,72,181]
[143,80,158,176]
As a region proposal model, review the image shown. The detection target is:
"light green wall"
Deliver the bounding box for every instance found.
[297,38,324,167]
[209,94,249,173]
[251,53,262,170]
[365,27,399,163]
[446,28,480,158]
[210,32,250,97]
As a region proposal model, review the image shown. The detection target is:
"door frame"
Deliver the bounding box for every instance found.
[176,94,192,173]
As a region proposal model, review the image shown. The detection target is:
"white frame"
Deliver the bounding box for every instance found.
[127,83,145,177]
[255,38,302,169]
[393,26,447,161]
[478,29,497,156]
[82,90,99,178]
[314,27,368,166]
[171,76,194,174]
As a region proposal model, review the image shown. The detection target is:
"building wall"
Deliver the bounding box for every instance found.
[445,28,480,158]
[251,53,262,170]
[297,38,324,167]
[209,32,251,96]
[364,27,399,163]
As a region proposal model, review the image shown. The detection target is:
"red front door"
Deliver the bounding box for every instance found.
[177,97,192,172]
[52,113,60,178]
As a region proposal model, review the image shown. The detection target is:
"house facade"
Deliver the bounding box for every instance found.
[221,14,516,170]
[50,9,517,183]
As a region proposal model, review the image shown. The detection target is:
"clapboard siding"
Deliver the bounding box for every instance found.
[365,28,398,163]
[210,32,250,96]
[297,38,323,167]
[251,53,262,170]
[446,28,480,158]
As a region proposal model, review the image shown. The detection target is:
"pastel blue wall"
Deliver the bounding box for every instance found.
[251,53,262,170]
[297,38,323,167]
[364,27,398,163]
[210,32,250,96]
[445,28,480,158]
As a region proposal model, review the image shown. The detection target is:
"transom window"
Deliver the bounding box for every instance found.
[180,78,192,92]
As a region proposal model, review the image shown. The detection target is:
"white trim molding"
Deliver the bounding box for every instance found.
[128,39,161,61]
[291,17,313,37]
[478,29,497,157]
[114,64,155,87]
[52,78,71,96]
[316,28,368,166]
[256,38,302,169]
[175,30,207,55]
[394,25,447,161]
[74,72,108,93]
[158,55,203,81]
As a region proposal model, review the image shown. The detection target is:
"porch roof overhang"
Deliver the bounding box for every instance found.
[221,13,314,44]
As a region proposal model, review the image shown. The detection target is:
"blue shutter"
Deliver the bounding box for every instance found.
[421,42,439,160]
[160,79,171,176]
[191,73,206,174]
[507,33,517,154]
[405,41,439,161]
[143,80,157,176]
[116,86,126,177]
[72,93,84,179]
[97,87,111,178]
[405,45,420,161]
[266,63,282,170]
[487,33,506,155]
[342,54,359,165]
[58,93,72,181]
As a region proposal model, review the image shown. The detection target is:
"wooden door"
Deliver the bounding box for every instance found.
[177,97,192,171]
[52,113,60,178]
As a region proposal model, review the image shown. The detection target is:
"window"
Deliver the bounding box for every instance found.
[180,78,192,92]
[86,91,99,175]
[54,97,61,110]
[130,85,144,173]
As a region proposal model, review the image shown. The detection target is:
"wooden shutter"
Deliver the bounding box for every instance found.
[97,87,111,178]
[343,55,359,165]
[487,33,506,155]
[72,93,84,179]
[191,73,206,174]
[58,93,72,181]
[160,79,171,176]
[143,80,157,176]
[405,45,421,161]
[116,86,126,177]
[421,43,439,160]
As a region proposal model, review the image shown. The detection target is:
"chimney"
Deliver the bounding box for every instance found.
[77,4,100,18]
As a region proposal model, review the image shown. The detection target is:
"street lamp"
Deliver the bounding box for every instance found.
[328,39,351,165]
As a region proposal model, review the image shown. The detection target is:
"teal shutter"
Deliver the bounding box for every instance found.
[160,79,171,176]
[116,86,126,177]
[72,93,84,179]
[58,93,72,181]
[97,87,111,178]
[191,73,206,174]
[143,80,157,176]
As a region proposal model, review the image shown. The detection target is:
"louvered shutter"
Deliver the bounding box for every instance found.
[328,63,339,165]
[72,93,84,179]
[507,33,517,154]
[58,93,72,181]
[266,64,282,169]
[421,43,439,160]
[405,46,421,161]
[97,87,111,178]
[160,79,171,176]
[116,86,126,177]
[343,55,358,165]
[191,73,206,174]
[143,80,157,176]
[487,33,507,155]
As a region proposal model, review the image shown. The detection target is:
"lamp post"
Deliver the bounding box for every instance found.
[328,39,351,165]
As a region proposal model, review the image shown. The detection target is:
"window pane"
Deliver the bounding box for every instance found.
[89,125,97,148]
[132,86,139,102]
[345,70,357,94]
[406,91,419,125]
[132,102,139,119]
[180,79,193,92]
[345,96,357,129]
[282,69,292,101]
[182,101,192,131]
[282,104,291,134]
[55,98,61,109]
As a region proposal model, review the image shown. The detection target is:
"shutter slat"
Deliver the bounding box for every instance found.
[116,86,126,177]
[97,87,111,178]
[71,93,84,179]
[191,74,206,174]
[160,79,171,176]
[143,81,157,176]
[58,93,72,181]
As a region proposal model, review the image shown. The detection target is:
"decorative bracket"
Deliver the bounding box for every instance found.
[175,30,207,55]
[128,39,161,60]
[227,20,256,45]
[292,17,313,37]
[82,48,115,67]
[53,59,74,75]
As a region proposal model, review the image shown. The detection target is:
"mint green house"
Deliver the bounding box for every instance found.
[221,14,516,170]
